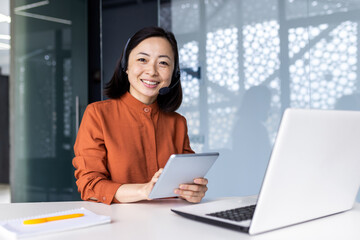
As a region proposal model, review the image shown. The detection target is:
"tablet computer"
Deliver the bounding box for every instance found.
[148,152,219,199]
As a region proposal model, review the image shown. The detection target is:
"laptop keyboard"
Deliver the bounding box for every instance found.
[206,204,256,222]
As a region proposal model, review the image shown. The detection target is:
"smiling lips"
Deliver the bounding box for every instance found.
[141,79,160,88]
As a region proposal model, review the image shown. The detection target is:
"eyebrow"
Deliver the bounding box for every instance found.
[137,52,172,60]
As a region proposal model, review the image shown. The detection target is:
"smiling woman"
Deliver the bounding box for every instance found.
[126,37,174,105]
[104,26,182,112]
[72,27,209,205]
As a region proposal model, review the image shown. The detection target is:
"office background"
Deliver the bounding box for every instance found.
[1,0,360,202]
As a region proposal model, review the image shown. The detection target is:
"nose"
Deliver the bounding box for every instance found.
[145,61,158,76]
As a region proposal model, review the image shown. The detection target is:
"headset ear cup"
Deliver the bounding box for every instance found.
[121,56,126,72]
[175,65,180,82]
[118,55,126,77]
[171,68,180,88]
[176,69,180,80]
[120,38,131,73]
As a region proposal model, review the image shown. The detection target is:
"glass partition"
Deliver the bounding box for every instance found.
[160,0,360,201]
[10,0,88,202]
[0,0,10,75]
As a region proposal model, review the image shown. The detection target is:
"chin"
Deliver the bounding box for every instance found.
[141,91,159,100]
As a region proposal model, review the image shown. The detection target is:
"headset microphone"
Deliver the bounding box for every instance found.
[159,77,180,95]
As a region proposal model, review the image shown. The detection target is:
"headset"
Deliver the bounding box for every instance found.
[119,37,180,95]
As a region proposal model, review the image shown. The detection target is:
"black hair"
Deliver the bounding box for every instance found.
[104,26,182,112]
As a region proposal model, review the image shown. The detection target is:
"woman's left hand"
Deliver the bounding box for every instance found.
[174,178,208,203]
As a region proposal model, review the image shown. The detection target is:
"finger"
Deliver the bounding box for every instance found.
[151,168,163,183]
[181,195,203,203]
[151,176,158,183]
[175,189,206,198]
[176,192,204,203]
[155,168,163,177]
[179,184,208,192]
[193,178,208,185]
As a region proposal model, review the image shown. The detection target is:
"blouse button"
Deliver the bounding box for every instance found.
[143,107,150,113]
[103,196,106,201]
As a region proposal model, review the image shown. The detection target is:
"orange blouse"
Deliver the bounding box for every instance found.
[72,92,194,204]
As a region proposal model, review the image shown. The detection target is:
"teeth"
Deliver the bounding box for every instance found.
[142,80,158,85]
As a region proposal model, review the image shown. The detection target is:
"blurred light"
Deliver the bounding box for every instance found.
[0,35,10,40]
[0,14,10,23]
[0,43,10,50]
[14,0,49,12]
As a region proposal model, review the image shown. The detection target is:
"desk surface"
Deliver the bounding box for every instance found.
[1,198,360,240]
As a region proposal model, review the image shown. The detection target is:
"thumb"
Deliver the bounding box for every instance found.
[151,168,163,183]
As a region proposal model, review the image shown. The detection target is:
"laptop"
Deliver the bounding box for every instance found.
[171,108,360,235]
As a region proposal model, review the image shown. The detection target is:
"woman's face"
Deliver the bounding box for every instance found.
[126,37,175,105]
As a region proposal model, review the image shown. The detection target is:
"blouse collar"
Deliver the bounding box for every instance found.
[120,92,159,114]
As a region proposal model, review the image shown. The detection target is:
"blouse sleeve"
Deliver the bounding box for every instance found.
[182,117,195,154]
[72,104,121,205]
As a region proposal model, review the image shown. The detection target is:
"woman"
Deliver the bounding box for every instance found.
[73,26,208,205]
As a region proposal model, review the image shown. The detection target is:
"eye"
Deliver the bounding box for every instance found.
[137,58,147,63]
[159,61,169,66]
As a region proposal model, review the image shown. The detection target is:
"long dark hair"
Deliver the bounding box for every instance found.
[104,26,182,112]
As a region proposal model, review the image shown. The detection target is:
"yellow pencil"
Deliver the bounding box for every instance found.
[23,213,84,225]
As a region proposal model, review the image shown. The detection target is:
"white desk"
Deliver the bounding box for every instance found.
[1,198,360,240]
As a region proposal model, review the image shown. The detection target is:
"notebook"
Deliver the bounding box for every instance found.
[0,208,111,239]
[171,108,360,235]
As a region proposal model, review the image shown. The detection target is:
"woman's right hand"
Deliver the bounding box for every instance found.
[114,168,163,203]
[143,168,163,200]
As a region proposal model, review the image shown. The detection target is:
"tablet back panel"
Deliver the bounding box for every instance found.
[149,153,219,199]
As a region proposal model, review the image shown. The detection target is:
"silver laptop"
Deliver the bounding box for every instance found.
[171,108,360,235]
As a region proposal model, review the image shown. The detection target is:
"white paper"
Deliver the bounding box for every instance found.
[0,208,111,239]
